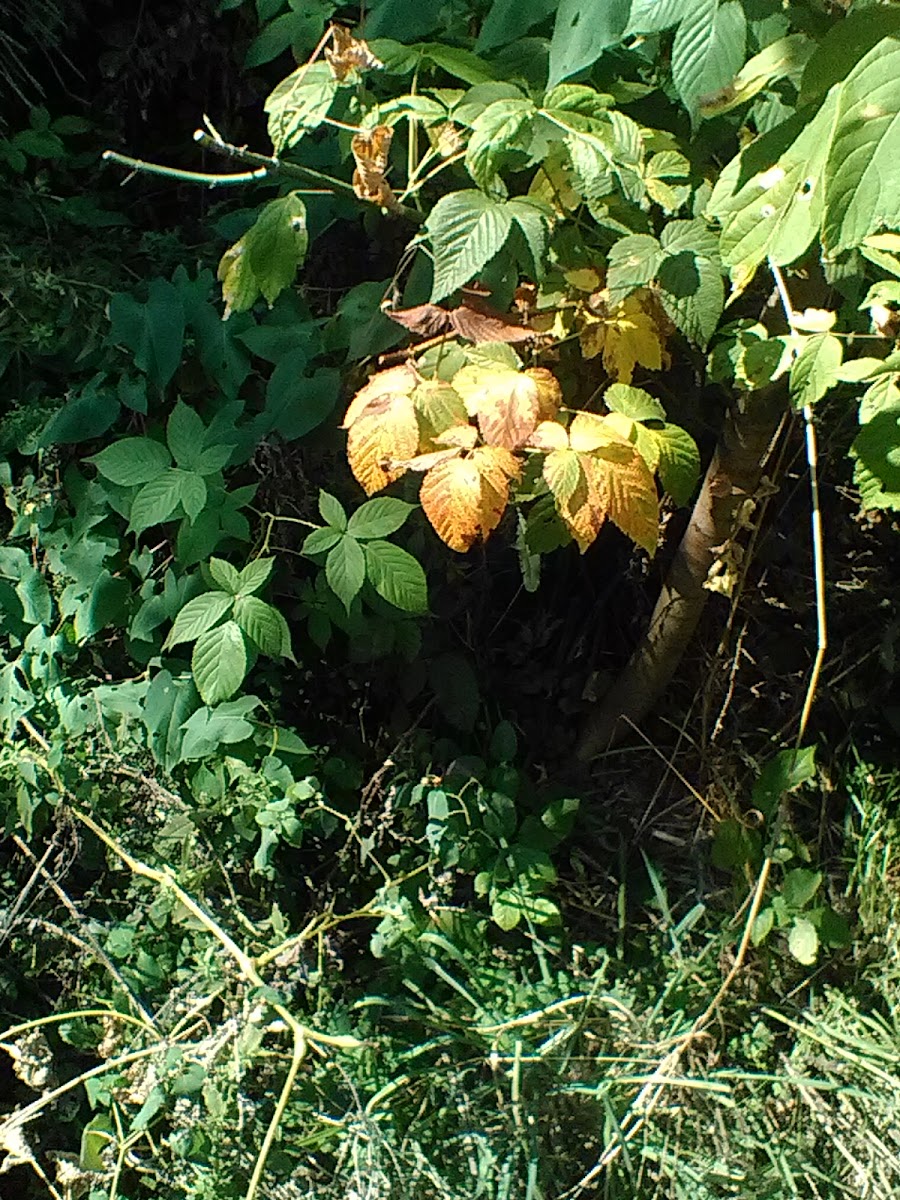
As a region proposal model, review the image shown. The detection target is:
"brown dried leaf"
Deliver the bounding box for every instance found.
[449,298,533,344]
[325,25,383,82]
[351,125,396,207]
[346,396,419,495]
[420,447,517,552]
[591,441,659,554]
[343,362,419,429]
[385,303,453,338]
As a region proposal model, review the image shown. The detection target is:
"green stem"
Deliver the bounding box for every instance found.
[101,150,270,187]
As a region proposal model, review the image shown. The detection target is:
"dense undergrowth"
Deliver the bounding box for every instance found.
[3,1,900,1197]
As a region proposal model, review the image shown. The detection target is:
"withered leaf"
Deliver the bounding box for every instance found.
[383,293,534,345]
[342,362,418,429]
[325,25,383,82]
[351,125,396,208]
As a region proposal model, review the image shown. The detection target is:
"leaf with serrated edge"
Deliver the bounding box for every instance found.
[581,293,669,383]
[420,448,517,552]
[790,333,843,410]
[592,441,659,553]
[234,594,292,659]
[605,382,666,422]
[191,620,247,706]
[347,496,414,539]
[528,421,569,451]
[435,425,479,449]
[165,591,233,649]
[647,423,701,505]
[326,536,366,612]
[364,540,428,613]
[209,558,241,594]
[343,362,419,429]
[569,411,630,453]
[471,369,540,449]
[426,190,515,302]
[346,396,419,495]
[526,368,563,419]
[86,437,171,487]
[236,557,274,596]
[412,381,468,436]
[544,448,584,511]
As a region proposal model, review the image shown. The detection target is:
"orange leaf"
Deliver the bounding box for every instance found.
[564,453,607,552]
[591,441,659,554]
[325,25,383,81]
[420,447,517,552]
[346,396,419,495]
[351,125,396,208]
[343,363,418,429]
[452,365,539,449]
[525,367,563,420]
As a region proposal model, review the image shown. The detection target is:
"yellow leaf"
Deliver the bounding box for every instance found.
[346,396,419,495]
[342,363,419,429]
[563,453,607,552]
[525,367,563,420]
[527,420,569,451]
[452,365,540,448]
[564,267,603,292]
[435,424,479,449]
[419,448,516,552]
[383,448,460,473]
[569,411,630,453]
[578,293,669,383]
[591,441,659,554]
[863,232,900,253]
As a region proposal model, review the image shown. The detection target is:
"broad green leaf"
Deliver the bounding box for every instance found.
[751,906,775,946]
[466,98,537,191]
[822,38,900,253]
[752,746,816,819]
[0,662,35,736]
[547,0,630,89]
[782,868,822,910]
[788,917,819,965]
[265,61,337,154]
[858,374,900,426]
[234,595,293,659]
[426,191,515,302]
[318,490,347,530]
[271,367,340,442]
[218,193,308,318]
[476,0,557,51]
[178,472,208,522]
[86,437,171,487]
[626,0,692,35]
[348,497,414,539]
[707,89,839,282]
[108,278,185,393]
[789,333,843,410]
[698,35,815,119]
[179,697,259,760]
[658,251,724,348]
[167,402,206,470]
[649,423,701,505]
[507,197,550,278]
[209,558,241,594]
[852,410,900,512]
[194,443,234,475]
[672,0,746,119]
[326,535,366,613]
[303,527,343,555]
[143,670,199,772]
[191,620,247,705]
[660,218,720,262]
[236,557,274,596]
[363,540,428,613]
[129,469,191,533]
[245,3,332,67]
[165,591,233,648]
[606,234,663,306]
[421,43,497,85]
[605,383,666,423]
[799,6,900,107]
[74,571,129,641]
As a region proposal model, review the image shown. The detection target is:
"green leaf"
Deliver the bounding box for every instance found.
[269,367,340,441]
[658,251,724,348]
[194,443,234,475]
[319,490,347,530]
[421,44,497,85]
[234,595,293,659]
[476,0,557,51]
[0,662,35,734]
[86,437,171,487]
[129,470,191,533]
[363,540,428,613]
[822,37,900,253]
[179,472,208,522]
[347,497,414,539]
[851,409,900,512]
[799,6,900,107]
[209,558,241,594]
[605,383,666,423]
[265,61,337,154]
[166,402,207,470]
[179,696,260,760]
[74,571,130,641]
[465,98,537,191]
[144,670,200,772]
[108,278,185,393]
[752,746,816,819]
[606,234,662,306]
[547,0,630,89]
[303,527,343,556]
[672,0,746,119]
[245,5,331,67]
[426,191,515,302]
[788,917,819,965]
[649,423,701,505]
[789,333,843,410]
[507,197,550,277]
[165,592,233,648]
[218,193,309,317]
[326,536,366,613]
[626,0,693,35]
[191,620,248,705]
[782,868,822,910]
[236,558,274,596]
[707,89,840,282]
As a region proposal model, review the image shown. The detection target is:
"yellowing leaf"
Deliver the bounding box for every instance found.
[579,293,669,383]
[412,380,469,436]
[435,424,479,448]
[346,397,419,495]
[525,367,563,420]
[563,453,607,552]
[543,447,585,510]
[592,441,659,554]
[342,363,419,429]
[383,448,461,473]
[419,449,516,552]
[452,365,540,449]
[528,420,569,451]
[564,266,603,291]
[569,411,630,453]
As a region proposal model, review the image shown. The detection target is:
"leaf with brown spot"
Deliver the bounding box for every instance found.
[434,424,479,449]
[591,441,659,554]
[346,395,419,495]
[450,366,539,449]
[325,25,383,82]
[343,363,419,429]
[351,125,396,208]
[525,368,563,420]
